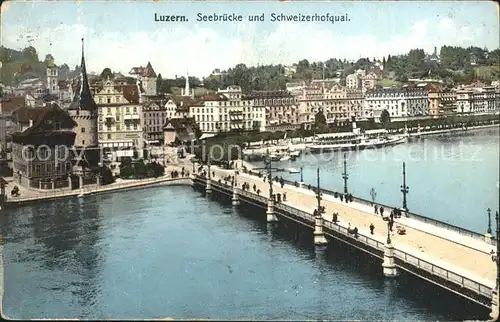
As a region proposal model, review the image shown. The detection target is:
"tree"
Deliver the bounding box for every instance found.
[380,109,391,127]
[487,49,500,66]
[314,109,328,132]
[44,54,54,64]
[157,73,163,94]
[100,165,115,185]
[22,46,38,62]
[100,67,114,80]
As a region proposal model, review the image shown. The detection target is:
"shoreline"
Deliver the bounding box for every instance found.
[3,176,192,208]
[409,123,499,137]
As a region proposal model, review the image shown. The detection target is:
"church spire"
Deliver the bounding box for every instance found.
[184,70,190,97]
[70,37,98,115]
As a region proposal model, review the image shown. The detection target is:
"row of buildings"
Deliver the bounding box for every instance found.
[1,39,500,191]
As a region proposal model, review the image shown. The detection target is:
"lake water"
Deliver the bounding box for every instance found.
[0,127,497,320]
[254,127,500,234]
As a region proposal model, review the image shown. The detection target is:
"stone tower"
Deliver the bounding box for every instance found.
[67,38,100,169]
[46,57,59,96]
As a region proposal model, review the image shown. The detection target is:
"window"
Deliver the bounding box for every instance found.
[81,127,85,133]
[82,140,85,145]
[133,107,137,112]
[107,134,111,139]
[107,98,111,104]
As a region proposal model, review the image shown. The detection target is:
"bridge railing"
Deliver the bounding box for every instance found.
[393,249,493,299]
[246,173,498,246]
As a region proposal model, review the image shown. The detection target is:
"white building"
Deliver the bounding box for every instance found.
[94,78,144,159]
[364,85,429,120]
[189,86,261,134]
[129,62,158,97]
[46,59,59,96]
[456,84,500,114]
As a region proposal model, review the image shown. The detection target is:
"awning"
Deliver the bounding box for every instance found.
[116,150,134,157]
[199,133,216,140]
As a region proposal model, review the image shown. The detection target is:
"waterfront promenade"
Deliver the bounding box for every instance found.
[194,162,498,315]
[2,167,191,206]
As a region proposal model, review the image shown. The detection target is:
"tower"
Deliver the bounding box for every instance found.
[67,38,100,169]
[141,62,157,96]
[46,57,59,96]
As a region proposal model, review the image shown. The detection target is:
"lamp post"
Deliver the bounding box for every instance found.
[342,153,349,194]
[400,162,409,211]
[264,149,273,200]
[300,166,303,183]
[316,167,321,215]
[487,208,492,234]
[387,221,391,244]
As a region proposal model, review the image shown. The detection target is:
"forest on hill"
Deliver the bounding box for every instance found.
[1,45,499,95]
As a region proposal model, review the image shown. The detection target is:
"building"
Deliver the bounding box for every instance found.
[427,84,456,118]
[129,62,158,97]
[346,69,366,89]
[143,99,166,145]
[456,84,500,115]
[14,78,46,98]
[364,85,429,120]
[46,58,59,96]
[11,103,77,189]
[66,38,100,170]
[296,84,364,126]
[57,80,73,103]
[361,69,383,91]
[94,78,144,159]
[249,90,297,129]
[189,86,257,134]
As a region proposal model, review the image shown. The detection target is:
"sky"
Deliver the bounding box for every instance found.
[1,1,499,79]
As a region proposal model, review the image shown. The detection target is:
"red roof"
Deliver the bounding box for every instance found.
[0,96,25,115]
[122,85,140,104]
[129,62,157,78]
[202,93,228,102]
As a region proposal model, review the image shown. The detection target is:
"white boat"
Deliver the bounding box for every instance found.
[288,168,300,174]
[290,150,301,157]
[280,155,291,161]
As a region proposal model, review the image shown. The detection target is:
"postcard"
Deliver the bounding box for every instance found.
[0,0,499,320]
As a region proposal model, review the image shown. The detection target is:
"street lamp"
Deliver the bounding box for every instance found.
[264,149,273,200]
[300,166,303,182]
[487,208,492,234]
[342,153,349,194]
[316,167,321,215]
[400,162,409,211]
[387,221,391,244]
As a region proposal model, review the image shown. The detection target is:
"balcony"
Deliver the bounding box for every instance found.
[123,113,140,121]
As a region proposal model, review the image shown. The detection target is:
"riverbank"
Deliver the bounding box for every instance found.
[3,176,192,208]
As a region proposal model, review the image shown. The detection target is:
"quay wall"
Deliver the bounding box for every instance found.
[3,177,192,208]
[193,175,493,308]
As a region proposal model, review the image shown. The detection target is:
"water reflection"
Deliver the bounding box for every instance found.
[1,197,104,318]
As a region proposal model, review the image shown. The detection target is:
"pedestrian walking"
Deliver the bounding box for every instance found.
[374,205,378,214]
[380,206,384,217]
[283,192,287,201]
[369,223,375,235]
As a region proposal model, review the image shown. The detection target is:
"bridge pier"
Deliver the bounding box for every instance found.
[205,178,212,195]
[232,186,240,206]
[313,215,327,246]
[382,240,398,277]
[266,199,278,222]
[491,288,499,321]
